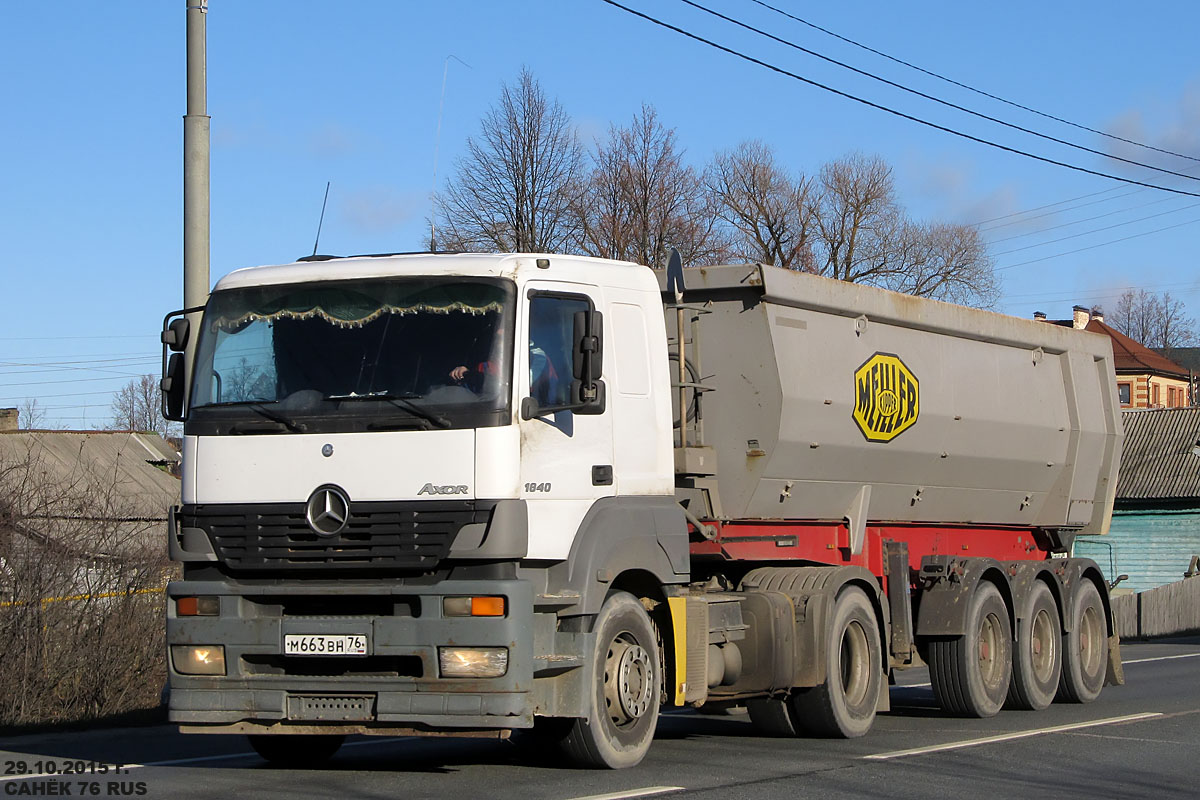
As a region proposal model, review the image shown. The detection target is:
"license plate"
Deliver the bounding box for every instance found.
[284,634,368,656]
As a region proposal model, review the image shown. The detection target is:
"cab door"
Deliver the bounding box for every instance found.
[518,283,614,560]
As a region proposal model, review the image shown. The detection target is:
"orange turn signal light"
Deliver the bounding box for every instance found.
[470,596,505,617]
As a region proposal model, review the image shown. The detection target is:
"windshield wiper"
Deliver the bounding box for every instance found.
[325,392,451,429]
[199,399,307,433]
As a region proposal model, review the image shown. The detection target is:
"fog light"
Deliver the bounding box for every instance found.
[443,596,506,617]
[438,647,508,678]
[171,645,226,676]
[176,596,219,616]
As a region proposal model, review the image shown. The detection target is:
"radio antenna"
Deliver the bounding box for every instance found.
[312,181,331,256]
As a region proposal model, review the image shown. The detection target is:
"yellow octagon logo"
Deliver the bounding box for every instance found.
[853,353,919,443]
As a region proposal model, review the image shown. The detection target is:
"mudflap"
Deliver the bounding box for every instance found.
[1105,633,1125,687]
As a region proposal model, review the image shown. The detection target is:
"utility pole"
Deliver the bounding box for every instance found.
[183,1,210,397]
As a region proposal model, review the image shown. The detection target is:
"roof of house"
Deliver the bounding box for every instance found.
[1086,321,1190,379]
[1117,408,1200,501]
[0,430,180,515]
[1046,318,1190,378]
[1155,346,1200,374]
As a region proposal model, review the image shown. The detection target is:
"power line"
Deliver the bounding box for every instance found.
[980,188,1147,232]
[677,0,1200,184]
[995,214,1200,271]
[1003,279,1200,301]
[0,334,148,342]
[971,187,1129,227]
[991,202,1200,256]
[988,196,1176,244]
[599,1,1200,198]
[746,0,1200,165]
[0,389,125,401]
[0,375,144,389]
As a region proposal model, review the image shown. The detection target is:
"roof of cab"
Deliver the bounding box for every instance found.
[213,252,658,293]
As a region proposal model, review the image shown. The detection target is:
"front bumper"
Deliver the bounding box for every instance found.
[167,577,533,731]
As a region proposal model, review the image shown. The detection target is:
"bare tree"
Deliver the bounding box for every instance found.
[577,105,728,267]
[436,68,585,253]
[109,375,171,437]
[814,154,901,284]
[706,140,815,270]
[17,398,46,430]
[1110,288,1197,354]
[880,221,998,306]
[811,153,998,307]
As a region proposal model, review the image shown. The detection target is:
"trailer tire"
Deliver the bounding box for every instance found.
[929,582,1011,717]
[561,591,660,769]
[1006,580,1061,711]
[789,587,881,738]
[746,697,799,737]
[1057,580,1107,704]
[246,734,344,766]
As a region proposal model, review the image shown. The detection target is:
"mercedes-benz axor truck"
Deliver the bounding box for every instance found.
[162,253,1122,768]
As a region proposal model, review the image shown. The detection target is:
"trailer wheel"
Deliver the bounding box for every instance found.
[1057,580,1107,704]
[746,697,799,736]
[789,587,881,738]
[1006,580,1061,711]
[247,734,344,766]
[561,591,660,769]
[929,581,1011,717]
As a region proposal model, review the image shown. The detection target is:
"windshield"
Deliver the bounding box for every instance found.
[187,277,515,433]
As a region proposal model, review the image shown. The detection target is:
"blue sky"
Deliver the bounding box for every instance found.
[2,1,1198,427]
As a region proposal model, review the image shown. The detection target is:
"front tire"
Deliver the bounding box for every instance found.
[929,582,1012,717]
[247,734,344,767]
[1058,580,1107,704]
[561,591,660,769]
[789,587,882,738]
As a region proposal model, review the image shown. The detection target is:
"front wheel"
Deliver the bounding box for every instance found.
[560,591,660,769]
[247,734,344,767]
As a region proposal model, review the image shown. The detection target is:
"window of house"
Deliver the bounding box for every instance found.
[1118,383,1131,406]
[1152,383,1160,407]
[1168,387,1176,407]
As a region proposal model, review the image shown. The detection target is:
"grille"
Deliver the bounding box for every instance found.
[181,500,493,571]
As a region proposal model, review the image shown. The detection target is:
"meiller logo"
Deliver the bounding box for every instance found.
[417,483,469,496]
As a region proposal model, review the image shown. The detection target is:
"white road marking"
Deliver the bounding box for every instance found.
[0,736,415,781]
[564,787,685,800]
[862,712,1163,760]
[1122,652,1200,665]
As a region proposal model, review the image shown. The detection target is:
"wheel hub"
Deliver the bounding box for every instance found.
[605,636,653,726]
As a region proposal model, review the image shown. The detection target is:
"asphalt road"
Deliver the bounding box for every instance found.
[3,637,1198,800]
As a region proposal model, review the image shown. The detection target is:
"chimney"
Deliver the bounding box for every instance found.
[1091,305,1104,323]
[0,408,17,432]
[1072,305,1091,329]
[1033,311,1047,321]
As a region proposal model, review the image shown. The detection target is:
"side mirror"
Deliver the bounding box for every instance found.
[571,310,605,415]
[161,353,186,421]
[162,318,190,352]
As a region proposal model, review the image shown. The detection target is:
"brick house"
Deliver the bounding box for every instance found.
[1035,306,1191,409]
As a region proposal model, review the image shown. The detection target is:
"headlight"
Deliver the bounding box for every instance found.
[171,645,226,676]
[438,647,508,678]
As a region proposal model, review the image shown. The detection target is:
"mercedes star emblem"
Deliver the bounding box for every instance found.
[305,485,350,536]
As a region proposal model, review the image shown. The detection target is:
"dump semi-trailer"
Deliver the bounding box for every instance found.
[162,253,1123,768]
